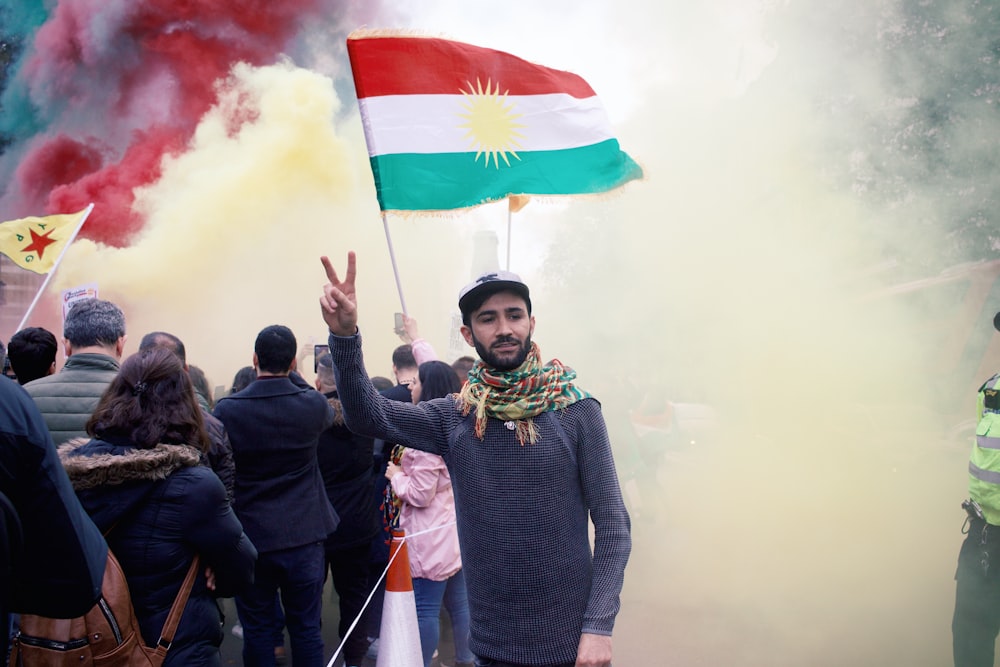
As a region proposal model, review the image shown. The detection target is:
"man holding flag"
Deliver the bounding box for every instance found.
[320,253,631,667]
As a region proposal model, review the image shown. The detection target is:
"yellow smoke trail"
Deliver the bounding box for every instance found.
[52,60,470,390]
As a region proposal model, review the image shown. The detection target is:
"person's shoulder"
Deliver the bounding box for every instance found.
[178,460,225,484]
[405,447,445,467]
[23,372,58,392]
[0,375,33,401]
[27,359,116,389]
[168,461,227,504]
[201,406,224,427]
[563,396,603,415]
[0,378,50,437]
[214,386,258,410]
[555,397,606,433]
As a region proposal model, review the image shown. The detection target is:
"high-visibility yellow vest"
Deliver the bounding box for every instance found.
[970,373,1000,524]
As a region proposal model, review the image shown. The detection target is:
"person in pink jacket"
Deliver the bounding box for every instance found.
[385,360,473,667]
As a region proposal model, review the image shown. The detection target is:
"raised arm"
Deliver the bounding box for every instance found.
[326,329,456,457]
[320,253,455,456]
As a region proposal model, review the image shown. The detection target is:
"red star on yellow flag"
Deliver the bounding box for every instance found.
[21,228,57,259]
[0,209,88,274]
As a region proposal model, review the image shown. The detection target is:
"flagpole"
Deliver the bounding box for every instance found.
[506,206,512,271]
[16,203,94,332]
[381,212,408,315]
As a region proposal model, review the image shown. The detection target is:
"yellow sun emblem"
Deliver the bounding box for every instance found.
[457,78,525,169]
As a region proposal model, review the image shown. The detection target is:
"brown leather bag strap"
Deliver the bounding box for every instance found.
[151,555,201,658]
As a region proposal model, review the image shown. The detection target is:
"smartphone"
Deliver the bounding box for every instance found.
[394,312,405,336]
[313,344,330,373]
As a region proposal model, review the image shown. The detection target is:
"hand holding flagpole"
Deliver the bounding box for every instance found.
[16,203,94,332]
[320,252,360,337]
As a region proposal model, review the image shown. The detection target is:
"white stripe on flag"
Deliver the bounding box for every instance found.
[358,93,616,156]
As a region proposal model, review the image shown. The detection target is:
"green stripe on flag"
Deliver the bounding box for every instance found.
[369,139,642,211]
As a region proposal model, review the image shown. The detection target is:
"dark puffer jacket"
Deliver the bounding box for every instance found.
[60,437,257,667]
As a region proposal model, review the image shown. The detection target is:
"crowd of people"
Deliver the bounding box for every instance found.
[0,259,632,667]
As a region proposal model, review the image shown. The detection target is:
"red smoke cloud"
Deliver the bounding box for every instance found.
[14,135,105,204]
[16,0,329,247]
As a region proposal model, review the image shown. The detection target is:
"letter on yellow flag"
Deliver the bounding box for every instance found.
[0,209,87,274]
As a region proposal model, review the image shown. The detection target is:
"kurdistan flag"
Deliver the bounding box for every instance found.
[0,209,87,274]
[346,32,643,212]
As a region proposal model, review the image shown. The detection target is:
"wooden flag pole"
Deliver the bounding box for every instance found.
[381,212,408,315]
[17,203,94,332]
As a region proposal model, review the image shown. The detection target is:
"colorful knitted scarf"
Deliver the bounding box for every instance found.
[458,342,591,445]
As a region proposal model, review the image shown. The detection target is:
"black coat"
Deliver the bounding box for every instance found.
[316,392,379,551]
[213,373,339,553]
[61,437,257,667]
[0,378,106,658]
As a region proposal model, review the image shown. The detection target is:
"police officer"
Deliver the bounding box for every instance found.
[953,311,1000,667]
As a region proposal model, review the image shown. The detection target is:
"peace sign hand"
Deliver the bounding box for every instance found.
[320,252,359,337]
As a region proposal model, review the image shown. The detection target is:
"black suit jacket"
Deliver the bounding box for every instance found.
[214,373,338,553]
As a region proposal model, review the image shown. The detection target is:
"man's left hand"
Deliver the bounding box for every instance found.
[576,633,612,667]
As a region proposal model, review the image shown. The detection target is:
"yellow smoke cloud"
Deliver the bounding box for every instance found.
[52,60,470,390]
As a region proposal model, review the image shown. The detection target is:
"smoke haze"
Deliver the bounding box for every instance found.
[0,1,988,664]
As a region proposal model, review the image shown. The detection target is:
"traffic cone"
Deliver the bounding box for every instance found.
[376,529,423,667]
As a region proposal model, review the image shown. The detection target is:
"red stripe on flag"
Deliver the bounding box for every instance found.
[347,36,597,99]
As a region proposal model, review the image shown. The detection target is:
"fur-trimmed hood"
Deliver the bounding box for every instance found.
[59,437,202,491]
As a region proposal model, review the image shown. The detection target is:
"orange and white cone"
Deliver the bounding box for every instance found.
[376,529,423,667]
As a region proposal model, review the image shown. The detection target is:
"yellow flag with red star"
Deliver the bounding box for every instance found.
[0,209,87,274]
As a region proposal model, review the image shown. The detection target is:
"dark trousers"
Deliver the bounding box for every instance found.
[325,544,372,666]
[953,520,1000,667]
[238,542,326,667]
[364,560,388,639]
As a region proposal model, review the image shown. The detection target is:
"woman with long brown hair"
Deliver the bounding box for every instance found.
[60,347,257,666]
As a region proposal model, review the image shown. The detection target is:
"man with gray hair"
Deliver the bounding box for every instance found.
[25,298,127,445]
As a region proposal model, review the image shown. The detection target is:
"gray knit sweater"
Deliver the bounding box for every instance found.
[329,332,631,666]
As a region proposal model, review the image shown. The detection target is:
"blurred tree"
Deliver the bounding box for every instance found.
[876,0,1000,266]
[763,0,1000,275]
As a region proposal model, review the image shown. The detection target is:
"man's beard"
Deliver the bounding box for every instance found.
[472,332,532,371]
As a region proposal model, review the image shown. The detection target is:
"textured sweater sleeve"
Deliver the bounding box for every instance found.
[328,331,455,456]
[575,399,632,636]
